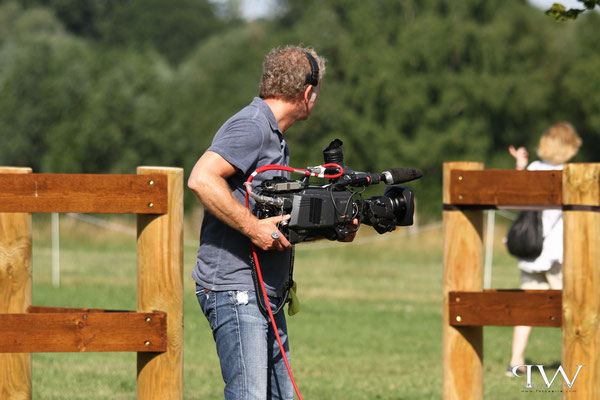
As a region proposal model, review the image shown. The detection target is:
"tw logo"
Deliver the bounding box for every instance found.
[511,365,584,389]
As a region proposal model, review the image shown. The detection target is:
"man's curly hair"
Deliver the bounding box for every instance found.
[259,45,326,102]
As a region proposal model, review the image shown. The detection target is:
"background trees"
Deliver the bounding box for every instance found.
[1,0,598,217]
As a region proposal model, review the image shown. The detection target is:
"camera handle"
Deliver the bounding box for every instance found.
[245,163,343,400]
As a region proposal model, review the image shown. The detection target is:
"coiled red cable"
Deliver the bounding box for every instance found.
[245,163,343,400]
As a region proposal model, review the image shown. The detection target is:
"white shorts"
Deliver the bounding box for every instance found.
[520,261,562,290]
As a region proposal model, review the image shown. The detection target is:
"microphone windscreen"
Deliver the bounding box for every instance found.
[384,168,423,184]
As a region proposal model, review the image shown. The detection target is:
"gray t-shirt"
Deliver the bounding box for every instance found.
[192,98,292,297]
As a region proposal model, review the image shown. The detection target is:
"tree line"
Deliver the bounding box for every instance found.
[1,0,599,217]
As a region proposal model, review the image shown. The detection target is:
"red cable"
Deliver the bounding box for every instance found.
[245,163,343,400]
[250,243,303,399]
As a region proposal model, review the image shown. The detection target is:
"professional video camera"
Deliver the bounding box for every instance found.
[249,139,422,244]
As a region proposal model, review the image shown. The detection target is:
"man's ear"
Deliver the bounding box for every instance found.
[303,85,313,103]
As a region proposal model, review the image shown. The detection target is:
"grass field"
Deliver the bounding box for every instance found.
[26,213,565,399]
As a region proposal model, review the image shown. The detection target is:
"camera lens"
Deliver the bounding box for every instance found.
[384,186,414,226]
[388,192,406,217]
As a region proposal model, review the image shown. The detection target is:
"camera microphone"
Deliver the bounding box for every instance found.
[381,168,423,185]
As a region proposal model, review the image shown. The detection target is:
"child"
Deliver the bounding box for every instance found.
[506,122,582,375]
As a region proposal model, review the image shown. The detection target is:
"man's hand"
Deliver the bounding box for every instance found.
[251,214,292,251]
[339,218,360,242]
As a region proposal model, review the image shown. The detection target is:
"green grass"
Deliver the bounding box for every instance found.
[25,214,565,399]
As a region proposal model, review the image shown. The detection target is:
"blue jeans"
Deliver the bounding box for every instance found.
[196,284,294,400]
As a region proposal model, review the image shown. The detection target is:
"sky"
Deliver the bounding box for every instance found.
[239,0,278,20]
[528,0,586,9]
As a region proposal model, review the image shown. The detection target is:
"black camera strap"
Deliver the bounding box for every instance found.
[249,246,295,317]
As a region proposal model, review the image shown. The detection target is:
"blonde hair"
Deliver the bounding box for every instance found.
[537,122,582,165]
[259,45,326,101]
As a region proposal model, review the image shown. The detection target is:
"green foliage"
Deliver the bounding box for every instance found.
[97,0,225,65]
[174,24,272,170]
[43,49,180,173]
[546,0,600,20]
[0,3,180,173]
[0,3,82,172]
[1,0,599,218]
[19,0,110,37]
[11,0,225,64]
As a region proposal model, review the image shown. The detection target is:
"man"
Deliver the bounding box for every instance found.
[188,45,327,399]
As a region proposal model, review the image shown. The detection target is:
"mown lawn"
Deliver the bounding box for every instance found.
[28,214,563,399]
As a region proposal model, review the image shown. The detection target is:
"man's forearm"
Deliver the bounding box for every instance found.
[188,150,292,251]
[190,173,258,237]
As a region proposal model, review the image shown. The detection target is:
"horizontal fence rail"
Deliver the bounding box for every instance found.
[0,308,167,353]
[449,169,562,207]
[448,290,562,327]
[0,173,168,214]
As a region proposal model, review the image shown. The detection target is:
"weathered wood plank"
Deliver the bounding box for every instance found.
[449,169,562,206]
[449,290,562,327]
[0,173,167,214]
[28,305,129,313]
[442,162,484,400]
[0,311,166,353]
[562,163,600,400]
[137,167,184,400]
[0,167,33,399]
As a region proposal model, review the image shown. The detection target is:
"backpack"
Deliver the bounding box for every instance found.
[505,211,543,260]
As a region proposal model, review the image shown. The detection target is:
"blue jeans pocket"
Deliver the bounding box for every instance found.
[195,284,217,331]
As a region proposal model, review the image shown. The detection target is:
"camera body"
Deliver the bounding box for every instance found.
[252,139,419,244]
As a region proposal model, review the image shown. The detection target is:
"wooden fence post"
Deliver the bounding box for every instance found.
[562,163,600,399]
[0,167,32,400]
[442,162,484,400]
[136,167,184,400]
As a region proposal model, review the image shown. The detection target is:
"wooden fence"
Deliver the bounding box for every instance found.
[0,166,183,400]
[442,162,600,400]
